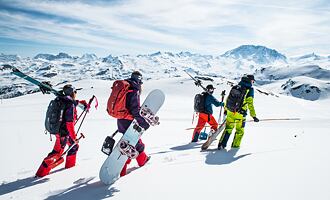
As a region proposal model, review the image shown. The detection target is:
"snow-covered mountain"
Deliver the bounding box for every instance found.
[80,53,98,61]
[34,52,75,61]
[1,45,330,101]
[221,45,287,64]
[294,53,323,61]
[0,53,20,62]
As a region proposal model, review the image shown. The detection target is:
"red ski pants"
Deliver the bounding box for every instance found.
[35,134,79,177]
[192,113,218,140]
[120,139,148,177]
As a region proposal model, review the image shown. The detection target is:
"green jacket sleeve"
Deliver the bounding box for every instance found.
[245,96,256,117]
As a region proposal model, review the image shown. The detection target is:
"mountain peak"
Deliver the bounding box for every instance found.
[149,51,162,57]
[81,53,98,60]
[296,53,321,60]
[221,45,287,64]
[102,54,123,66]
[56,52,72,59]
[34,52,73,60]
[0,53,20,62]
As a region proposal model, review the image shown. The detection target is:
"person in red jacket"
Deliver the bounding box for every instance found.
[35,84,88,177]
[117,71,151,177]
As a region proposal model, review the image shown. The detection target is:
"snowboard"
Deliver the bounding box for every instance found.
[201,117,227,150]
[99,89,165,185]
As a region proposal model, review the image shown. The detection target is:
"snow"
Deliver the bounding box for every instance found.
[1,78,330,200]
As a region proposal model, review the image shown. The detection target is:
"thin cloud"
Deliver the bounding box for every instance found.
[0,0,329,56]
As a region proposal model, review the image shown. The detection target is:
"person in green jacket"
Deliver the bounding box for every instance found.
[218,74,259,149]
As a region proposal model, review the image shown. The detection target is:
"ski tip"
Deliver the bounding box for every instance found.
[1,64,15,71]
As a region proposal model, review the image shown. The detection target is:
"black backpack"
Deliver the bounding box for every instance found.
[194,92,207,113]
[226,85,247,113]
[44,97,66,134]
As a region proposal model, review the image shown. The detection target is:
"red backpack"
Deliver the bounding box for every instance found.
[107,80,134,120]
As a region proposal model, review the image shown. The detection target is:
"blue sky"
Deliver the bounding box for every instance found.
[0,0,329,57]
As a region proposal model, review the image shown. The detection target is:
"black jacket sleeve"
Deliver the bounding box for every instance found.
[127,90,150,130]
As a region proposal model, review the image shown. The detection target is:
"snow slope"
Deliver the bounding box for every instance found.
[1,78,330,200]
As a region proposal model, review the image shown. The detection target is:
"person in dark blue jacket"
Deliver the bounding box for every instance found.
[192,84,224,142]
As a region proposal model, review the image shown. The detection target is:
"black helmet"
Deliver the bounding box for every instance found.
[206,84,215,90]
[131,71,143,84]
[241,74,255,82]
[63,84,76,96]
[247,74,255,81]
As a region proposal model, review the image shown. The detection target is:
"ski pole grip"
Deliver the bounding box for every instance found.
[88,95,95,104]
[87,95,98,110]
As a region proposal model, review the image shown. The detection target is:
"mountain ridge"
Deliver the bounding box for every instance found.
[1,45,329,101]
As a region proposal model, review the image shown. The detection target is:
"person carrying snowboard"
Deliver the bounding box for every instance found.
[218,75,259,150]
[115,71,151,177]
[36,84,89,177]
[191,84,224,142]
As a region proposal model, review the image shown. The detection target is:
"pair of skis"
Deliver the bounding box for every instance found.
[4,64,62,96]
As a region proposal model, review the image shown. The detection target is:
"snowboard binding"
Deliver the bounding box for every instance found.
[118,140,139,159]
[140,106,160,126]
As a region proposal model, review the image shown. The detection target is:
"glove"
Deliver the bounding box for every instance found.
[79,100,90,110]
[220,102,224,107]
[253,117,259,122]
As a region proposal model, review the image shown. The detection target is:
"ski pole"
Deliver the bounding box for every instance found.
[46,133,85,166]
[61,133,85,157]
[224,118,301,123]
[75,109,86,125]
[76,95,96,134]
[58,96,98,157]
[75,95,98,125]
[185,118,301,130]
[218,90,226,124]
[244,118,301,122]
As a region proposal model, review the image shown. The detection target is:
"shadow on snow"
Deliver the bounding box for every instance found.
[148,142,202,156]
[0,176,50,196]
[45,177,120,200]
[170,142,202,151]
[204,148,251,165]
